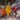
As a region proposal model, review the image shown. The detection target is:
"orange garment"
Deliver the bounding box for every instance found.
[2,8,6,16]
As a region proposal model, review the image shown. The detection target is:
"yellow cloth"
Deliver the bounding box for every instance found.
[6,5,12,16]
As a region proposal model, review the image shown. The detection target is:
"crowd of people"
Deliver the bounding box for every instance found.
[0,0,20,20]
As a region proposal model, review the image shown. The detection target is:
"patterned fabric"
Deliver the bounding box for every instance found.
[6,5,12,16]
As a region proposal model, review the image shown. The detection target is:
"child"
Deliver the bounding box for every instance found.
[6,5,12,16]
[0,7,2,17]
[2,8,6,17]
[12,6,17,17]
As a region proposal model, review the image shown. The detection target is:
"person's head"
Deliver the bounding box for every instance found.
[8,2,10,5]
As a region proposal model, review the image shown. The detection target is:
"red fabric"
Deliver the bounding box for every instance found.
[4,9,6,16]
[3,9,6,16]
[14,8,16,11]
[12,7,17,12]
